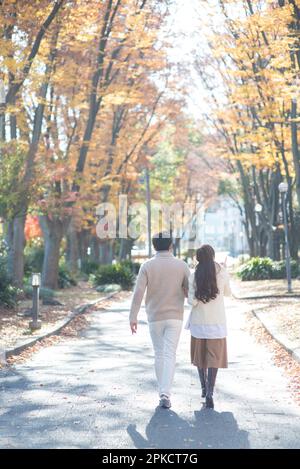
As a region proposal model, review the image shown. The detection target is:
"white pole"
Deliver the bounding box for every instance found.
[0,78,5,142]
[145,167,152,258]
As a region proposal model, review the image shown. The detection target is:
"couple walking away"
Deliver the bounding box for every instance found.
[129,232,231,410]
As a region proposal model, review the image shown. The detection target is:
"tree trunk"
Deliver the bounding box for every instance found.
[286,172,299,261]
[267,230,274,259]
[119,238,133,261]
[236,160,259,258]
[0,104,5,140]
[66,219,79,273]
[259,229,268,257]
[78,230,90,265]
[291,100,300,208]
[5,220,14,277]
[248,236,256,257]
[73,0,118,189]
[99,240,114,264]
[39,215,70,289]
[91,235,100,262]
[173,238,181,258]
[6,215,26,287]
[267,229,282,260]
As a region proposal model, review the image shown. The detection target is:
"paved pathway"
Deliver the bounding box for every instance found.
[1,296,300,449]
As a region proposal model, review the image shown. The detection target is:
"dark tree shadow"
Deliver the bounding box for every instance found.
[127,406,250,449]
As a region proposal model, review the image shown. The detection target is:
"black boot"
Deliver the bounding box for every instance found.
[197,367,207,398]
[206,367,218,409]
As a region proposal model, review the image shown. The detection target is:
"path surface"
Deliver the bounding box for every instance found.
[1,296,300,449]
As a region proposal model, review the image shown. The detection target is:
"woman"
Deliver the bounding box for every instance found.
[185,245,231,409]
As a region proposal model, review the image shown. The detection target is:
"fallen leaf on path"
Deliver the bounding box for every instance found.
[245,312,300,405]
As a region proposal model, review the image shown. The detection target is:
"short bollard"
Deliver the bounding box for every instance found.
[29,273,42,331]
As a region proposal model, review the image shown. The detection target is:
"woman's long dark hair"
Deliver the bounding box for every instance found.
[194,245,219,303]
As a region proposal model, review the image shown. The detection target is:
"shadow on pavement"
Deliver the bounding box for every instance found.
[127,407,250,449]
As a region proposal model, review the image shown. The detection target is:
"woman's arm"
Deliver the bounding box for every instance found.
[188,272,197,305]
[223,268,231,297]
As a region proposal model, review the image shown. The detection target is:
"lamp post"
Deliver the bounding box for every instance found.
[254,203,263,230]
[278,182,292,293]
[239,231,244,259]
[29,273,42,330]
[145,166,152,258]
[230,221,236,257]
[254,203,262,256]
[0,76,5,143]
[254,203,262,215]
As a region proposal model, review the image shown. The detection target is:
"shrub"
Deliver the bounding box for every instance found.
[92,263,135,290]
[58,261,77,289]
[0,285,20,308]
[271,260,299,279]
[237,257,299,281]
[120,260,141,275]
[0,238,8,257]
[23,285,55,300]
[236,257,273,281]
[24,245,44,276]
[0,242,20,307]
[0,269,20,307]
[81,259,99,275]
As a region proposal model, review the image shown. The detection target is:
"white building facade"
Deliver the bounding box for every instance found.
[183,195,248,257]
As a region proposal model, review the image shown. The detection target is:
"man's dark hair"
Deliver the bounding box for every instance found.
[152,232,172,251]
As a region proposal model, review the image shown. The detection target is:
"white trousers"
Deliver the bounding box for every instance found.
[148,319,183,398]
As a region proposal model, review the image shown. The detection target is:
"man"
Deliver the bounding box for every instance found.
[129,232,190,409]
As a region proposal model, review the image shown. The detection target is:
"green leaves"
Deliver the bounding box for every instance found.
[237,257,300,281]
[91,263,135,290]
[0,143,28,219]
[0,241,20,307]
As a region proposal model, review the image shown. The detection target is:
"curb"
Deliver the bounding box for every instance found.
[232,292,300,301]
[4,291,119,359]
[251,309,300,365]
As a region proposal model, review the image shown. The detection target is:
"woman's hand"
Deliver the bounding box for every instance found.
[130,321,137,334]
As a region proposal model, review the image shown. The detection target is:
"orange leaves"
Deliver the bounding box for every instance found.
[50,165,69,182]
[103,89,144,106]
[198,0,298,174]
[1,0,185,237]
[24,215,42,241]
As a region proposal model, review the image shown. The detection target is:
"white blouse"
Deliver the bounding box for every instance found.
[185,264,231,339]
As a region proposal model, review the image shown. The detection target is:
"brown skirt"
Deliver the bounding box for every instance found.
[191,336,228,369]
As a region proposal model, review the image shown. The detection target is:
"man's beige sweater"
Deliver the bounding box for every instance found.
[129,251,190,323]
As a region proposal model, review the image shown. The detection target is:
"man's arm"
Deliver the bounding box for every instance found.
[129,264,148,333]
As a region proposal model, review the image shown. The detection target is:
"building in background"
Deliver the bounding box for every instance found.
[181,195,249,258]
[197,195,248,257]
[131,195,249,261]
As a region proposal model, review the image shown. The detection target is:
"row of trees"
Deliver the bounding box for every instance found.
[0,0,199,290]
[194,0,300,260]
[5,0,294,295]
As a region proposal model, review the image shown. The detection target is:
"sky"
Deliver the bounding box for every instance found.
[166,0,227,121]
